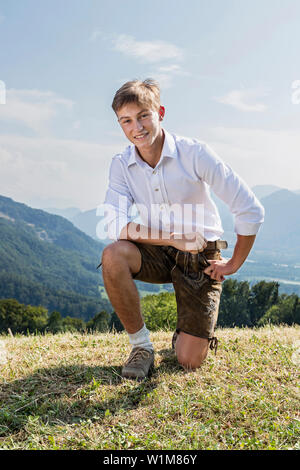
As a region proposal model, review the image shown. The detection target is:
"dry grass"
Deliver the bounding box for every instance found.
[0,325,299,450]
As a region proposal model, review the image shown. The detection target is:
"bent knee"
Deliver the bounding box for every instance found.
[101,240,141,274]
[176,350,208,369]
[102,240,133,263]
[175,332,209,369]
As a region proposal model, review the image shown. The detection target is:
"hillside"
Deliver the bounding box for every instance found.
[42,207,81,221]
[213,188,300,255]
[72,207,100,240]
[44,189,300,295]
[211,188,300,294]
[0,195,103,257]
[251,185,282,200]
[1,190,300,320]
[0,195,110,319]
[0,326,299,450]
[254,189,300,252]
[63,186,300,261]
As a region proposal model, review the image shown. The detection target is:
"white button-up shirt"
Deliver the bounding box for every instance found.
[103,129,264,241]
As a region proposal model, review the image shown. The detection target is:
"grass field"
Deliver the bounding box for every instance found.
[0,326,299,450]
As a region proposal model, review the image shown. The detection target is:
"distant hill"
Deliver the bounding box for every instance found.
[251,185,282,200]
[54,185,300,263]
[42,207,81,221]
[72,207,99,240]
[255,189,300,253]
[2,185,299,313]
[0,195,110,319]
[218,188,300,264]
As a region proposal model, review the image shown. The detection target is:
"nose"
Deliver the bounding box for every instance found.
[132,118,143,133]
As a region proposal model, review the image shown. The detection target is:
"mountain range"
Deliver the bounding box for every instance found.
[0,195,111,320]
[213,186,300,261]
[41,184,300,296]
[44,185,300,262]
[0,195,163,318]
[1,185,300,320]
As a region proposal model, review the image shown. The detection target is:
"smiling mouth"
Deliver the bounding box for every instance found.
[134,132,149,140]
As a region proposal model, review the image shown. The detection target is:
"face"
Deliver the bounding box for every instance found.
[116,102,165,150]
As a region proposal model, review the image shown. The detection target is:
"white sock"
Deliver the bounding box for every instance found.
[128,324,153,352]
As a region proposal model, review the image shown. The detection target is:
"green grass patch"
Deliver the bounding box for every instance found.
[0,326,299,450]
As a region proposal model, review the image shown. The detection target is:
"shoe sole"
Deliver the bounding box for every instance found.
[122,362,154,381]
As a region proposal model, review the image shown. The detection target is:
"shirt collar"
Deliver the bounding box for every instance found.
[127,129,177,167]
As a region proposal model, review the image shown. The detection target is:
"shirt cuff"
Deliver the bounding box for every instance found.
[234,221,263,236]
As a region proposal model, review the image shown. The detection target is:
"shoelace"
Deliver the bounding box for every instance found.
[125,348,152,366]
[209,337,218,355]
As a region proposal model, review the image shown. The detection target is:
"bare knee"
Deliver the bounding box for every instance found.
[175,332,209,369]
[177,349,208,369]
[102,241,130,264]
[101,241,141,275]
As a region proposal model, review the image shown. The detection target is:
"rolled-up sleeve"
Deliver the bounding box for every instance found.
[196,143,265,236]
[103,156,134,240]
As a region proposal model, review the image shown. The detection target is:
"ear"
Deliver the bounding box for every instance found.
[159,106,165,120]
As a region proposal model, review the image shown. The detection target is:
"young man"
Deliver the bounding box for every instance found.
[101,79,264,379]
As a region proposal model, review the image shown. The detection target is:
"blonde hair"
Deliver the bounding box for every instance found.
[112,79,161,113]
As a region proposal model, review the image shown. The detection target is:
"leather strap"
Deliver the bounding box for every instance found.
[206,240,228,250]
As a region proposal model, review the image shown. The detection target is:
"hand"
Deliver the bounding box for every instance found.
[170,232,207,254]
[203,258,237,282]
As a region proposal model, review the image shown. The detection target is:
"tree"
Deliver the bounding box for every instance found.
[0,299,48,334]
[62,316,86,332]
[109,311,124,332]
[22,305,48,332]
[141,292,177,331]
[0,299,26,333]
[218,279,251,327]
[47,310,64,333]
[248,281,279,326]
[87,310,110,332]
[258,294,300,326]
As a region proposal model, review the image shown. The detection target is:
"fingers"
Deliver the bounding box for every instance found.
[204,261,225,282]
[208,270,225,282]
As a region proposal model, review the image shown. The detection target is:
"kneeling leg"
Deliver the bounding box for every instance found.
[175,331,209,369]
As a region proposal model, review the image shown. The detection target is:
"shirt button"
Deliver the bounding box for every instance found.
[153,170,157,174]
[154,188,159,191]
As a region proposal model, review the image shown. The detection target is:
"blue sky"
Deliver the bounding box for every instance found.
[0,0,300,210]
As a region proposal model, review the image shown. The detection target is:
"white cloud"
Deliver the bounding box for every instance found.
[112,34,183,63]
[91,31,187,88]
[0,134,121,210]
[0,86,121,210]
[198,126,300,190]
[156,64,185,74]
[89,30,102,42]
[1,124,299,214]
[89,29,111,43]
[150,64,191,88]
[149,72,173,89]
[215,89,268,112]
[0,89,74,134]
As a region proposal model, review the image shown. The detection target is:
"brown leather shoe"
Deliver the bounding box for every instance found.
[121,347,154,380]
